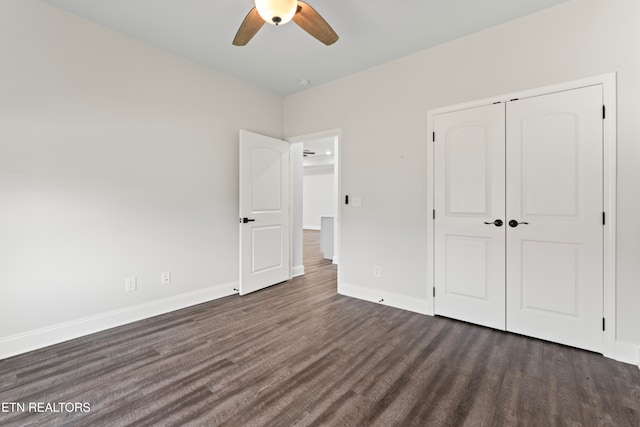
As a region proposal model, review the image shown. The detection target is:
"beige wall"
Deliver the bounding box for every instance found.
[0,0,283,349]
[285,0,640,350]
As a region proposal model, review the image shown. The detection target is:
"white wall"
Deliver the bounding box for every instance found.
[303,166,335,229]
[0,0,283,356]
[284,0,640,358]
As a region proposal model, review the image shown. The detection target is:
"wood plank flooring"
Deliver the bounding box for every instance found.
[1,230,639,426]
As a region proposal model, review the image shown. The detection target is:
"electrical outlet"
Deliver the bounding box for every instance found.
[352,196,362,208]
[373,265,381,277]
[125,276,137,292]
[161,271,171,285]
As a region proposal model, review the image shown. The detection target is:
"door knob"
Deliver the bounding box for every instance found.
[241,217,256,223]
[508,220,529,227]
[484,219,503,227]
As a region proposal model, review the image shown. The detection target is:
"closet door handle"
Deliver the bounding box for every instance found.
[508,220,528,228]
[484,219,503,227]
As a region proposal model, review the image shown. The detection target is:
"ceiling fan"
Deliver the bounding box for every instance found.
[233,0,339,46]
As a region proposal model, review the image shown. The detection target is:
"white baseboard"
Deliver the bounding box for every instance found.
[0,282,237,360]
[338,282,432,316]
[612,340,640,367]
[332,256,338,265]
[303,226,321,231]
[293,265,305,277]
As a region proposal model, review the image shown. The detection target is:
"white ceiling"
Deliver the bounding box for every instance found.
[41,0,569,96]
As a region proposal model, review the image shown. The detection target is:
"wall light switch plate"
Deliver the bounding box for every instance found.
[352,196,362,208]
[161,271,171,285]
[373,265,381,277]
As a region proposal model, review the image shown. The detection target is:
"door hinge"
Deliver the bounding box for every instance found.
[433,287,436,297]
[602,211,606,225]
[602,317,606,331]
[432,132,435,142]
[602,105,606,119]
[433,209,436,220]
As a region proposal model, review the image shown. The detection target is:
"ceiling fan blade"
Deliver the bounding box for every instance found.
[292,1,339,46]
[233,7,265,46]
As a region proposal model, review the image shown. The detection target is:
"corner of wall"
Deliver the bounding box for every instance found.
[338,282,433,316]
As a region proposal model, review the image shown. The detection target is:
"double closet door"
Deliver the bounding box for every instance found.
[433,85,604,353]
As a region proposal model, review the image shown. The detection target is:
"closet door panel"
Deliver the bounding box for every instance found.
[434,103,506,330]
[506,86,603,352]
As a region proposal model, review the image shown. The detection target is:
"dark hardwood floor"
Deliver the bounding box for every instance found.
[1,230,639,426]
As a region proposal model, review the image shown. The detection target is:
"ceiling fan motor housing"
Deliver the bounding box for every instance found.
[234,1,339,47]
[255,0,297,25]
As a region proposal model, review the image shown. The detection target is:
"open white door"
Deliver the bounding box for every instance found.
[239,130,290,295]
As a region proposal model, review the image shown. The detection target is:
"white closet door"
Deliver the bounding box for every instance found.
[505,86,603,352]
[434,103,506,330]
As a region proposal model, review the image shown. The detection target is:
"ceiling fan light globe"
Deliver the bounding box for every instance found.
[255,0,297,25]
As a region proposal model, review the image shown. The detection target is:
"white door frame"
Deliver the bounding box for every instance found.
[287,129,342,283]
[427,73,617,358]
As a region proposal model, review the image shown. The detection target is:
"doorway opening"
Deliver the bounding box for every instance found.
[289,130,341,282]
